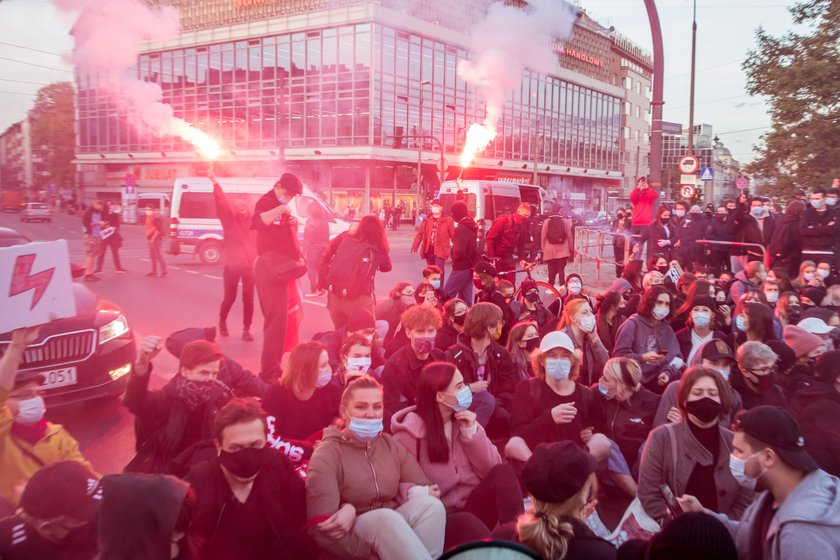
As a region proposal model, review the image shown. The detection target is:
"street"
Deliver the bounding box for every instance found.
[0,208,426,475]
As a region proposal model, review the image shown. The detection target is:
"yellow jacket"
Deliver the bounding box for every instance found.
[0,387,94,509]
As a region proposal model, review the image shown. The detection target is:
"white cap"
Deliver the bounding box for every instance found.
[796,317,833,335]
[539,331,575,353]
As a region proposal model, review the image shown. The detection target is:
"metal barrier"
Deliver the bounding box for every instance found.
[572,228,641,282]
[694,240,770,270]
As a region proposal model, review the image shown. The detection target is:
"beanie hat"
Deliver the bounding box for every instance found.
[179,339,222,369]
[765,340,796,373]
[521,441,597,504]
[566,273,583,286]
[646,512,737,560]
[815,350,840,384]
[450,201,469,222]
[782,325,824,358]
[347,308,376,333]
[800,286,827,306]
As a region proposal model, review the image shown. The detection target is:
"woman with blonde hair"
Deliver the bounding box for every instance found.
[515,442,615,559]
[791,260,819,291]
[557,298,609,386]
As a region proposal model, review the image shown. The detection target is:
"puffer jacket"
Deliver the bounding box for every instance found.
[391,406,501,510]
[306,426,432,558]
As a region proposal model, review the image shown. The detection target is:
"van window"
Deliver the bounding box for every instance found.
[439,193,477,218]
[178,192,216,219]
[488,194,520,220]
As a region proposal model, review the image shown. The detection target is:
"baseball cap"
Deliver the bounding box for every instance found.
[431,199,442,206]
[699,339,735,363]
[13,370,46,389]
[732,406,820,473]
[522,441,597,504]
[179,339,222,369]
[796,317,833,335]
[20,461,102,521]
[474,262,498,278]
[539,331,575,353]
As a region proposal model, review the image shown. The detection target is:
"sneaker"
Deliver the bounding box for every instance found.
[304,292,320,297]
[85,274,100,283]
[219,321,229,337]
[146,272,157,277]
[160,271,168,278]
[115,268,127,274]
[242,330,254,342]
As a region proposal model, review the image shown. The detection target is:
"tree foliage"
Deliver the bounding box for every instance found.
[742,0,840,198]
[29,81,75,190]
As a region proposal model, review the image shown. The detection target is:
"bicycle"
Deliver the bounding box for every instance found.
[485,256,563,303]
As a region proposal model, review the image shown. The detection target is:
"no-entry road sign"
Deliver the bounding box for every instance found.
[679,155,699,175]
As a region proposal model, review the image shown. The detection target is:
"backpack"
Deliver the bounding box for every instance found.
[324,236,375,299]
[546,216,567,245]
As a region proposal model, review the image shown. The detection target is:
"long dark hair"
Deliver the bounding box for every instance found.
[352,214,389,252]
[638,285,672,320]
[415,362,457,464]
[735,301,776,344]
[622,260,644,290]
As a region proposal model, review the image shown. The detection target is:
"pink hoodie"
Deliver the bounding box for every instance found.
[390,406,502,510]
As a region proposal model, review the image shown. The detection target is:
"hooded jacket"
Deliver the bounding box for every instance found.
[591,383,660,469]
[98,473,192,560]
[729,271,758,305]
[715,469,840,560]
[791,381,840,476]
[629,185,658,227]
[612,314,682,385]
[390,406,502,510]
[306,426,432,558]
[450,217,479,271]
[485,213,526,260]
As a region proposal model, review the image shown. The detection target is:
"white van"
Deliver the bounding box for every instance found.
[135,192,171,224]
[435,180,553,245]
[169,176,350,264]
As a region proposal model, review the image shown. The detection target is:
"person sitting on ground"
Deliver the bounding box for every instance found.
[729,261,768,304]
[445,302,518,434]
[0,327,94,514]
[638,367,754,524]
[779,325,825,398]
[435,299,467,351]
[314,307,384,374]
[506,332,610,468]
[376,281,416,342]
[421,265,445,301]
[731,301,777,349]
[306,376,446,560]
[729,341,787,410]
[674,295,728,365]
[507,321,540,382]
[0,461,100,560]
[331,333,374,388]
[619,512,738,560]
[391,362,523,540]
[186,398,312,560]
[382,305,447,431]
[790,351,840,476]
[679,406,840,560]
[557,298,609,387]
[507,441,616,560]
[473,262,515,342]
[595,290,627,355]
[516,280,555,329]
[124,337,231,474]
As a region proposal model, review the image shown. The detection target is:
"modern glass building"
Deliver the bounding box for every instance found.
[76,0,627,216]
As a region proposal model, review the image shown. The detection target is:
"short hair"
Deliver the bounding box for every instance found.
[279,341,325,395]
[812,188,827,196]
[737,341,778,369]
[674,201,689,210]
[340,333,371,357]
[517,202,532,215]
[638,285,672,320]
[414,281,436,304]
[464,302,503,339]
[401,304,442,332]
[389,281,413,300]
[442,298,467,319]
[744,261,766,278]
[642,270,665,292]
[422,265,442,278]
[339,375,382,425]
[676,366,735,413]
[750,197,765,205]
[498,280,515,293]
[213,397,267,443]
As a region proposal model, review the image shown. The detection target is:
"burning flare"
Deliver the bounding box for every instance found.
[460,122,497,169]
[172,120,220,160]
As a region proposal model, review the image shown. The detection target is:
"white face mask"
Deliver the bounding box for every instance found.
[652,306,669,321]
[729,452,766,490]
[315,367,332,389]
[764,291,779,303]
[346,357,371,375]
[14,396,46,425]
[817,269,830,279]
[545,358,572,381]
[568,281,582,294]
[578,315,596,333]
[674,210,686,218]
[716,367,731,381]
[804,272,815,282]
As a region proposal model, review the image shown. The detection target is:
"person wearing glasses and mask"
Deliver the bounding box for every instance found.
[731,341,787,410]
[516,280,555,329]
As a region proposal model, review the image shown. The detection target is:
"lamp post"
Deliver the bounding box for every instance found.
[687,0,697,155]
[417,80,431,211]
[643,0,665,192]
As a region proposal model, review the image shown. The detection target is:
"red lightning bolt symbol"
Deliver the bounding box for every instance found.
[9,254,55,310]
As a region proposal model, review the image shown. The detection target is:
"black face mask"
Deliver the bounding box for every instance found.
[787,307,800,322]
[657,265,669,274]
[452,314,466,326]
[661,217,670,224]
[525,291,541,303]
[685,397,722,424]
[219,446,269,478]
[523,338,540,352]
[755,373,776,392]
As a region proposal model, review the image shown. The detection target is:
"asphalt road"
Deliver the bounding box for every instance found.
[0,208,427,474]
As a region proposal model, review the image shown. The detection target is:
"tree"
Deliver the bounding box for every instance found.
[742,0,840,198]
[29,82,75,191]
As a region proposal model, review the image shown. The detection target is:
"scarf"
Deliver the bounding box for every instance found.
[171,375,223,412]
[12,418,48,445]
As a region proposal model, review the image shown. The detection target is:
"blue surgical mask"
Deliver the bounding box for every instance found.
[598,382,613,400]
[430,279,441,290]
[735,315,747,332]
[545,358,572,381]
[652,307,669,321]
[674,210,686,218]
[692,310,712,328]
[750,207,764,218]
[729,452,765,490]
[443,386,473,412]
[315,367,332,389]
[811,200,823,209]
[348,417,383,443]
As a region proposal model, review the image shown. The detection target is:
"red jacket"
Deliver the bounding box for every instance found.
[630,187,658,226]
[412,216,455,258]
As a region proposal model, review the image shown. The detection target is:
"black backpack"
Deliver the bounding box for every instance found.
[546,216,567,245]
[324,236,375,299]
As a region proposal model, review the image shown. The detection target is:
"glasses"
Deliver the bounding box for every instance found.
[745,366,774,375]
[400,291,415,297]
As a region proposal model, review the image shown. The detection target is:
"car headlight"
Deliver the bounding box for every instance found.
[99,315,130,345]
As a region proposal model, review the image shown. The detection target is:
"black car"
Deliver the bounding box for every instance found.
[0,227,136,405]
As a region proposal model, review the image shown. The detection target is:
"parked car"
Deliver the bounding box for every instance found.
[0,191,24,212]
[583,211,610,228]
[0,227,136,405]
[20,202,52,222]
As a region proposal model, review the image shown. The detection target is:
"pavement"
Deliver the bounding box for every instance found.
[0,209,615,474]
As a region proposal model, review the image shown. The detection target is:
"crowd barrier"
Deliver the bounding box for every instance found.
[694,239,770,270]
[572,228,641,282]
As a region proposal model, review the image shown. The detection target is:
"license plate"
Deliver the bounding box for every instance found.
[40,367,78,389]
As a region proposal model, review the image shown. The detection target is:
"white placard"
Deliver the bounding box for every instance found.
[0,240,77,333]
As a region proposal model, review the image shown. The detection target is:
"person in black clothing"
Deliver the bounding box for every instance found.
[251,173,304,377]
[733,194,775,271]
[650,205,676,260]
[124,337,231,474]
[381,305,447,431]
[94,200,126,274]
[515,279,555,329]
[0,461,100,560]
[769,199,805,279]
[704,205,736,275]
[800,188,839,265]
[210,171,257,341]
[731,341,787,410]
[97,473,195,560]
[435,298,467,351]
[302,202,330,297]
[186,398,312,560]
[445,201,480,303]
[485,202,531,285]
[473,261,515,343]
[791,351,840,476]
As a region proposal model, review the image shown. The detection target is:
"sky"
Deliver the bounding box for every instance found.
[0,0,798,164]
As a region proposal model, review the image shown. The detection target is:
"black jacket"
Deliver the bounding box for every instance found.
[769,212,803,277]
[451,217,480,270]
[185,453,312,560]
[734,203,775,259]
[704,215,736,259]
[591,384,659,469]
[382,344,447,431]
[445,333,518,410]
[213,181,258,268]
[123,365,232,474]
[799,206,839,252]
[318,231,392,297]
[730,368,788,411]
[791,381,840,476]
[650,219,677,259]
[434,324,460,351]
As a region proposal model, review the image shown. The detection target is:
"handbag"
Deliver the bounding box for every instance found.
[261,250,307,284]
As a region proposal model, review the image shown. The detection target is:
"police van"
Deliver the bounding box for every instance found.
[435,180,554,248]
[168,176,350,264]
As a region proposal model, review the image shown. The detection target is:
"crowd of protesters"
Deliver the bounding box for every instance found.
[1,173,839,560]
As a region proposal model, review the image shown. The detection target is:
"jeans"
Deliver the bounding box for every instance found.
[630,225,650,262]
[220,265,255,329]
[444,269,474,304]
[327,292,375,331]
[546,257,568,286]
[351,495,445,560]
[460,463,524,531]
[254,256,288,377]
[148,237,167,274]
[304,246,326,293]
[96,236,123,271]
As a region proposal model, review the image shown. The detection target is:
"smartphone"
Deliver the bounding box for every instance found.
[660,484,682,518]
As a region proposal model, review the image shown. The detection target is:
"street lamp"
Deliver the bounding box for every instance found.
[687,0,698,155]
[418,80,431,210]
